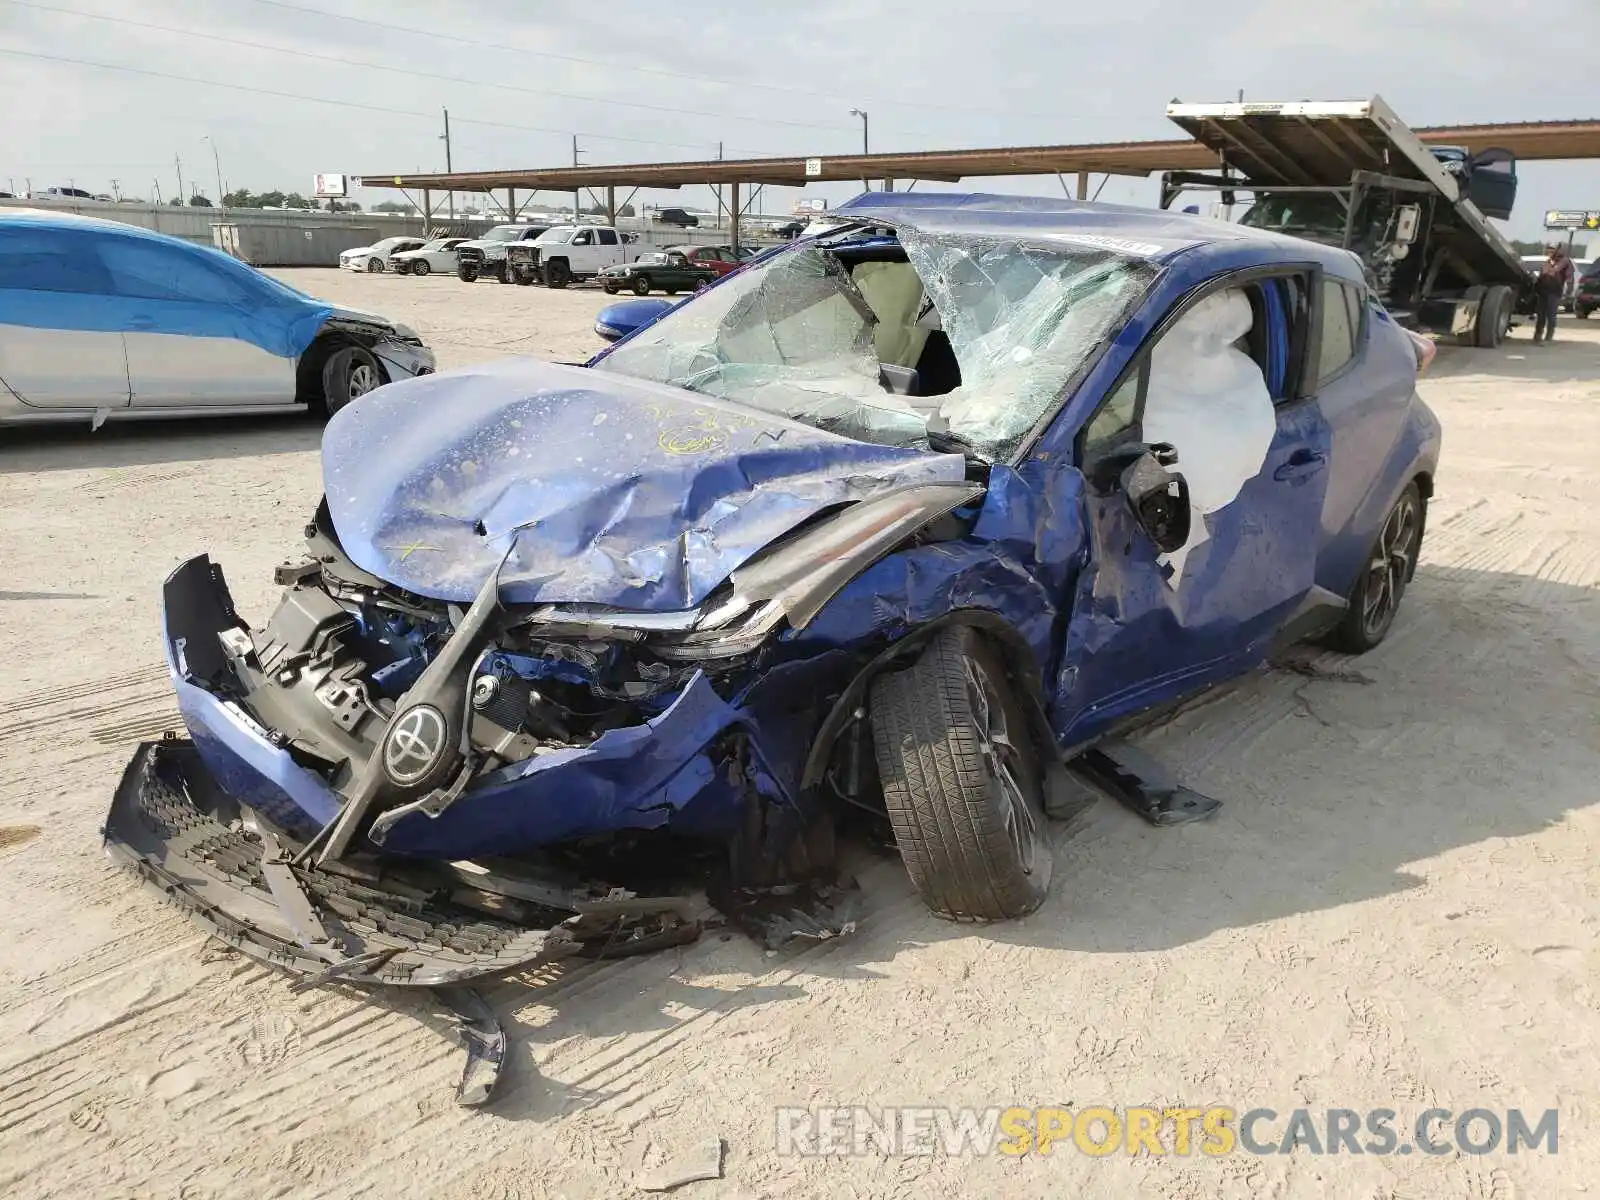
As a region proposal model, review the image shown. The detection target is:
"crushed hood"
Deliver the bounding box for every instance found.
[321,359,966,610]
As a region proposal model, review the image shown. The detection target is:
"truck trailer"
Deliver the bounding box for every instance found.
[1160,96,1533,348]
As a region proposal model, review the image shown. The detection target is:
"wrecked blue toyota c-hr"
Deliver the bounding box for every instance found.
[108,192,1439,1094]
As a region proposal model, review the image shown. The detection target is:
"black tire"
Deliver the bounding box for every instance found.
[1475,283,1513,348]
[602,282,618,294]
[496,263,511,284]
[870,627,1053,921]
[393,262,411,276]
[366,257,383,273]
[545,259,570,289]
[457,264,479,282]
[1328,482,1423,654]
[632,275,651,296]
[513,267,534,286]
[412,259,430,277]
[320,346,387,418]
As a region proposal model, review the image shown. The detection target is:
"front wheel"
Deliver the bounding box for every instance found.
[602,283,618,295]
[631,275,651,296]
[411,260,431,277]
[545,259,571,289]
[457,265,479,282]
[496,263,512,284]
[870,626,1053,921]
[320,346,387,417]
[366,257,383,273]
[1328,483,1422,653]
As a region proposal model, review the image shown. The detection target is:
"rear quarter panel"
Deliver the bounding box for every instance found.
[1313,302,1436,597]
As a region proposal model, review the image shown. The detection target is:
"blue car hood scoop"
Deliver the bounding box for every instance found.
[321,359,966,611]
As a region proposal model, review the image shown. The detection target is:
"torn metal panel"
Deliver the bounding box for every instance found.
[728,481,985,630]
[321,357,967,610]
[367,670,753,858]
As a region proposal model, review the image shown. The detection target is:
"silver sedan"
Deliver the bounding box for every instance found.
[0,210,435,429]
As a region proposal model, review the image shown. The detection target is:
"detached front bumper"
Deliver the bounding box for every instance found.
[159,556,759,861]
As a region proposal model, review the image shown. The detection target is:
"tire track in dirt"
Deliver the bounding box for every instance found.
[0,664,166,720]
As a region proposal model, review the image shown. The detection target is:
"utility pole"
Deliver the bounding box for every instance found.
[572,135,583,220]
[850,108,869,192]
[175,154,183,205]
[109,179,120,201]
[717,140,723,229]
[440,107,453,219]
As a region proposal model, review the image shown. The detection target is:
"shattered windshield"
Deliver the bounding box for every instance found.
[592,226,1156,459]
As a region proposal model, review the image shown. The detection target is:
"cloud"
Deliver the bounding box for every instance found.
[1,0,1596,237]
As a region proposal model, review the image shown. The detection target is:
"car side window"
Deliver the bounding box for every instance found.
[1080,274,1307,459]
[96,239,250,306]
[0,227,114,294]
[572,230,593,246]
[597,229,618,246]
[1083,362,1146,452]
[1315,277,1365,385]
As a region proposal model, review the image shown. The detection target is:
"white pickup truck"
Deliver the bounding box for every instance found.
[518,225,637,288]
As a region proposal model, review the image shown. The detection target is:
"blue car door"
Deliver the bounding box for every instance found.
[1051,270,1334,748]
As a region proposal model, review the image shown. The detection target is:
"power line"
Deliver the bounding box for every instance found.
[0,47,752,154]
[240,0,1076,123]
[5,0,856,137]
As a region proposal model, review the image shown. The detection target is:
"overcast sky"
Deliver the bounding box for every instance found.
[3,0,1598,240]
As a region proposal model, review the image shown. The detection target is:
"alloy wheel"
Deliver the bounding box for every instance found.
[964,658,1040,875]
[346,360,380,401]
[1361,493,1419,640]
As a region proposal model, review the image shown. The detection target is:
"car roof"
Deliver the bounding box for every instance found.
[832,190,1362,271]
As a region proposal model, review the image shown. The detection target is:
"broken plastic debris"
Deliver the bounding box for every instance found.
[637,1138,726,1192]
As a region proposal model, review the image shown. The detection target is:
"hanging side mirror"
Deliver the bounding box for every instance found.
[1087,442,1192,554]
[1120,446,1191,554]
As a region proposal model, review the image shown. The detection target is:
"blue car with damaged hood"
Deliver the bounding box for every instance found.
[109,191,1440,1021]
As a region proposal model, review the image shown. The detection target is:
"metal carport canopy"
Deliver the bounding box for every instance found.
[356,117,1600,194]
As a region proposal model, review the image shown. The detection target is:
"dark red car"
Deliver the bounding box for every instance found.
[673,244,758,277]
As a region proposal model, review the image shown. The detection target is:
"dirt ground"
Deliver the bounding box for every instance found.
[1,269,1597,1199]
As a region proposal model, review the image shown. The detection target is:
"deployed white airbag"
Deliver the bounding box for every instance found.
[1140,288,1276,584]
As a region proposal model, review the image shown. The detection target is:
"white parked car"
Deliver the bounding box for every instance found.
[389,237,469,276]
[340,236,426,273]
[0,210,435,427]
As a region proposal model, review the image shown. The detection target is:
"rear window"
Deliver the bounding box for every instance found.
[97,239,252,306]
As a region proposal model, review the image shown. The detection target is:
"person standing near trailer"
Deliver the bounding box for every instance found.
[1533,244,1575,344]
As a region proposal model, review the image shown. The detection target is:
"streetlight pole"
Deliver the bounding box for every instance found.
[850,108,869,192]
[201,137,223,208]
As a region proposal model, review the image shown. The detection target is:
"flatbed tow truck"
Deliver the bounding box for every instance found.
[1161,96,1533,348]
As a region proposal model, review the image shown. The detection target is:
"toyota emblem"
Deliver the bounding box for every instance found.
[383,704,447,786]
